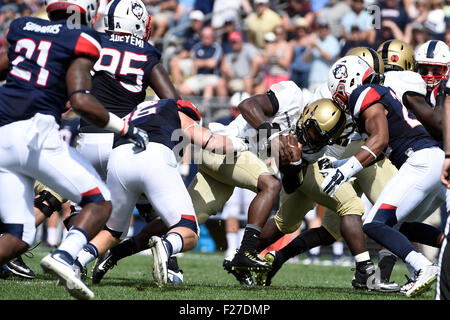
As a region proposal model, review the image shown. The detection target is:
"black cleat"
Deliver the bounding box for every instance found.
[255,251,284,286]
[1,264,11,279]
[6,256,35,279]
[230,250,272,272]
[91,250,116,284]
[351,260,376,290]
[223,256,256,286]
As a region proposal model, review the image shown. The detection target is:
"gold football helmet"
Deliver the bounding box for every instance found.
[295,99,346,153]
[377,39,415,72]
[345,47,385,73]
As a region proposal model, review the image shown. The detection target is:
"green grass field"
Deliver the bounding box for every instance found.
[0,246,436,301]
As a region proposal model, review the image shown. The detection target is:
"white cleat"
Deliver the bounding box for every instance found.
[406,264,439,298]
[40,252,94,300]
[148,236,168,288]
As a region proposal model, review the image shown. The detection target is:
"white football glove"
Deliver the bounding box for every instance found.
[319,156,362,197]
[228,136,248,153]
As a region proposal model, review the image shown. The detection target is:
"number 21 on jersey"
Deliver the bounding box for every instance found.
[10,38,51,86]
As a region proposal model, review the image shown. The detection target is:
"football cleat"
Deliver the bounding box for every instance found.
[254,251,283,287]
[91,250,116,284]
[73,259,87,281]
[400,275,416,294]
[167,256,184,285]
[229,250,272,272]
[406,264,438,298]
[0,264,11,279]
[148,236,168,288]
[6,256,35,279]
[372,281,401,293]
[168,268,184,284]
[223,255,255,286]
[351,260,376,290]
[40,251,94,300]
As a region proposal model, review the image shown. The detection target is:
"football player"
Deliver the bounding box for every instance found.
[75,0,180,182]
[375,40,447,292]
[438,78,450,300]
[0,0,147,300]
[254,49,388,291]
[325,55,447,297]
[66,0,185,282]
[75,98,248,287]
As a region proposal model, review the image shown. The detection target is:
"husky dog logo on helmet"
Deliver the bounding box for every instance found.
[333,64,348,79]
[131,1,144,20]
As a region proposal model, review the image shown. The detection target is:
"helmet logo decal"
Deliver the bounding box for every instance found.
[391,55,399,62]
[333,64,348,79]
[131,1,144,20]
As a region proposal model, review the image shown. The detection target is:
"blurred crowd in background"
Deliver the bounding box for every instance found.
[1,0,450,99]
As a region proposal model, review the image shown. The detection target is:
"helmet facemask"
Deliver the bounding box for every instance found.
[416,62,450,90]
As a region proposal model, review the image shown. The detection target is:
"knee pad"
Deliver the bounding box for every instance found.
[34,190,63,218]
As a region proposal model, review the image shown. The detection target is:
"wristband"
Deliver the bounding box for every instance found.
[361,145,377,159]
[105,112,127,135]
[445,154,450,159]
[338,156,363,179]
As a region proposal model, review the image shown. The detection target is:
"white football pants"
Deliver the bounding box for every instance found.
[0,114,110,245]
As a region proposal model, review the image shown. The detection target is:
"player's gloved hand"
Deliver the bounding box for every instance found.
[123,124,149,153]
[317,156,338,171]
[319,156,362,197]
[320,168,347,197]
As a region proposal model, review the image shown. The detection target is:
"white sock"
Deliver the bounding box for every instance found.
[76,243,98,267]
[226,232,238,254]
[354,251,371,263]
[57,228,88,261]
[405,251,432,273]
[164,232,183,256]
[333,241,344,256]
[47,227,59,247]
[62,228,68,241]
[309,246,320,256]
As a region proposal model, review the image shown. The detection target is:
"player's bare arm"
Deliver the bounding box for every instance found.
[238,94,276,127]
[66,57,109,127]
[179,111,246,154]
[441,95,450,187]
[356,103,389,167]
[0,51,9,81]
[148,63,181,100]
[404,93,442,140]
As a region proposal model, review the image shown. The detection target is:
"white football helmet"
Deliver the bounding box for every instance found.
[104,0,151,41]
[46,0,99,26]
[415,40,450,90]
[328,55,378,111]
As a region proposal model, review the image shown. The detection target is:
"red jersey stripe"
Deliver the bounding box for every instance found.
[181,214,197,222]
[379,203,397,210]
[81,187,101,197]
[74,32,101,60]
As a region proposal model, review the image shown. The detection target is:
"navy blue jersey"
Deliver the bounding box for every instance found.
[0,17,101,127]
[79,32,161,133]
[348,84,439,168]
[115,99,201,151]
